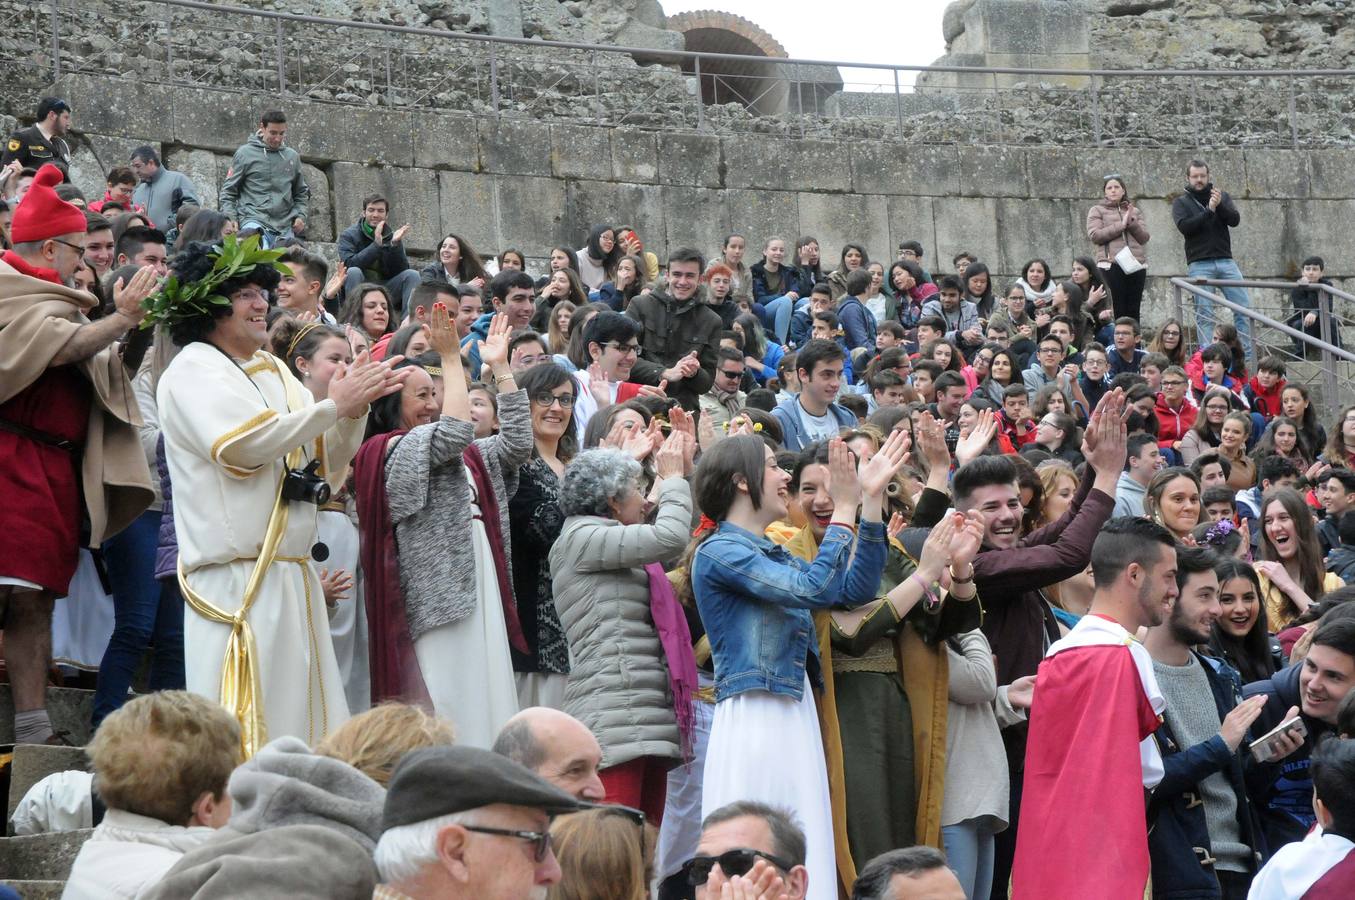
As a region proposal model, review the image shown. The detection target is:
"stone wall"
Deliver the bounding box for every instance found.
[51,72,1355,328]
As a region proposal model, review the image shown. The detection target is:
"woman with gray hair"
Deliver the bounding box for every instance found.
[548,434,695,824]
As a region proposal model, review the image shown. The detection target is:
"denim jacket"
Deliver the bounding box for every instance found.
[691,519,886,702]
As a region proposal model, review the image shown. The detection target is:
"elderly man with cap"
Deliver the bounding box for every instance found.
[493,707,607,803]
[0,162,156,744]
[373,744,593,900]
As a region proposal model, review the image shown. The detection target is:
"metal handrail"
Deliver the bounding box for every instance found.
[1171,276,1355,405]
[59,0,1355,80]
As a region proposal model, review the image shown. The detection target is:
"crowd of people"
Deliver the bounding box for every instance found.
[3,97,1355,899]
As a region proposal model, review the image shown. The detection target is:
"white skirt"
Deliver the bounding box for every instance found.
[702,676,835,900]
[413,511,518,749]
[317,510,370,716]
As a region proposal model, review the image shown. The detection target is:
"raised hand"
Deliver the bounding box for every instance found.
[654,431,687,479]
[1082,388,1128,475]
[323,261,348,302]
[917,513,957,582]
[827,437,862,512]
[886,511,907,541]
[914,412,950,474]
[955,408,998,466]
[586,362,612,407]
[949,510,986,570]
[636,380,669,400]
[318,567,352,608]
[1219,695,1267,751]
[858,428,909,499]
[329,349,410,419]
[476,312,512,371]
[117,264,159,323]
[426,302,461,356]
[392,224,412,244]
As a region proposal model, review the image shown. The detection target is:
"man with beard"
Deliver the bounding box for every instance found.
[1143,547,1282,900]
[1172,159,1252,358]
[0,163,156,744]
[1011,517,1178,899]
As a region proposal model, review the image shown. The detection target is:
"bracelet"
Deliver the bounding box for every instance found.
[949,566,975,584]
[494,372,516,385]
[910,573,942,612]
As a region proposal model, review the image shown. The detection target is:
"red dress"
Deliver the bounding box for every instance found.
[0,248,93,595]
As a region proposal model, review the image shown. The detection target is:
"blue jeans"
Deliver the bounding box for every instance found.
[238,220,296,249]
[943,820,996,900]
[93,510,186,726]
[1187,258,1252,360]
[344,266,422,317]
[760,295,800,345]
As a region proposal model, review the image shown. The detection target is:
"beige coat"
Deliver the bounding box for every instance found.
[1086,198,1151,266]
[0,261,153,545]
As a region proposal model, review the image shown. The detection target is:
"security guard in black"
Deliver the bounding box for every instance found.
[2,98,72,177]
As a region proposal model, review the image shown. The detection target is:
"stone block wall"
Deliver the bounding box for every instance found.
[50,73,1355,328]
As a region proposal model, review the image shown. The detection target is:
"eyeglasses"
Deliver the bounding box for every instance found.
[683,849,795,886]
[531,391,575,408]
[513,354,548,367]
[462,825,553,863]
[1205,403,1230,412]
[1039,346,1061,354]
[1162,379,1187,387]
[231,288,268,303]
[1040,418,1060,427]
[49,237,84,254]
[718,369,745,380]
[606,341,641,356]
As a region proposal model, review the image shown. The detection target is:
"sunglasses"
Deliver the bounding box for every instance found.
[718,369,745,379]
[684,848,794,886]
[462,825,553,862]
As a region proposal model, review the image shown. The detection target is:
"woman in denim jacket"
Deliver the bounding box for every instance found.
[688,432,898,900]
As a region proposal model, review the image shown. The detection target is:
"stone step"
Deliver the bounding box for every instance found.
[0,685,94,747]
[0,879,66,899]
[7,744,89,831]
[0,829,92,881]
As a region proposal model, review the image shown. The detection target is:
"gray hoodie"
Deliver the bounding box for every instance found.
[219,133,309,233]
[1112,470,1148,518]
[142,737,382,900]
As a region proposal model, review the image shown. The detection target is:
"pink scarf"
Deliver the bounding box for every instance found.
[645,562,698,761]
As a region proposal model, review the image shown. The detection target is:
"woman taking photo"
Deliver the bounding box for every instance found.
[1144,466,1202,542]
[1208,558,1281,684]
[690,435,896,900]
[1180,387,1234,464]
[1086,174,1149,321]
[422,232,488,288]
[1255,487,1343,629]
[551,439,695,821]
[508,363,579,710]
[354,308,531,747]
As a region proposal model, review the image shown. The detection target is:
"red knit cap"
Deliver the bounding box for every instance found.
[10,164,88,243]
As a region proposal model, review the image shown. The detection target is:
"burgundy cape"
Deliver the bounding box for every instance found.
[353,432,526,707]
[1012,643,1160,899]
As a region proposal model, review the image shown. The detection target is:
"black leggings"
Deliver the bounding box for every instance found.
[1104,261,1147,323]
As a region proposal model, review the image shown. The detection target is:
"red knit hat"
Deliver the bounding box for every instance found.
[10,164,88,244]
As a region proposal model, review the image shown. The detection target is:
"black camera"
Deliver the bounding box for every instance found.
[281,459,331,506]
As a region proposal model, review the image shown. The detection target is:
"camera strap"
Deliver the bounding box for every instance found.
[178,352,317,757]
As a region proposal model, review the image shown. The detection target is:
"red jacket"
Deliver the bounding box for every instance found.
[1154,393,1198,449]
[1186,350,1246,398]
[1243,375,1286,419]
[997,410,1038,448]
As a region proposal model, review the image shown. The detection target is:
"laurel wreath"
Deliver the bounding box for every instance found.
[139,233,290,329]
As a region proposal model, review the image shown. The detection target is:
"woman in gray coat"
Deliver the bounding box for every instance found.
[549,437,695,823]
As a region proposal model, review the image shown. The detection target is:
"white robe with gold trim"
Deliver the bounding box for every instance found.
[159,343,361,745]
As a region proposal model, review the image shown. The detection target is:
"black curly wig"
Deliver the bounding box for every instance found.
[168,240,283,347]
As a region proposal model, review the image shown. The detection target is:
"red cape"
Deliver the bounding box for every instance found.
[1012,643,1160,900]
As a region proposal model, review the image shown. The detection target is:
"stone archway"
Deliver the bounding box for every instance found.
[665,10,790,116]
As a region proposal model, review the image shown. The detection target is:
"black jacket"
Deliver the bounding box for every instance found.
[2,124,71,176]
[624,287,723,412]
[1326,544,1355,582]
[1148,653,1265,898]
[336,220,410,282]
[1242,663,1331,856]
[1172,184,1241,264]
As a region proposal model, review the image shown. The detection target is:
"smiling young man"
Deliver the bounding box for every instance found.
[1143,547,1272,899]
[771,339,859,451]
[626,248,723,413]
[1114,431,1161,518]
[956,390,1127,892]
[1154,365,1198,461]
[1244,617,1355,854]
[1316,469,1355,554]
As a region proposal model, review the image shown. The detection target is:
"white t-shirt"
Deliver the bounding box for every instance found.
[798,402,839,444]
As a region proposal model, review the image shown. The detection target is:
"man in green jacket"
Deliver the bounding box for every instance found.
[220,110,309,248]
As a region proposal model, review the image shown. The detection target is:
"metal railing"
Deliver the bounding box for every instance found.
[13,0,1355,146]
[1171,277,1355,406]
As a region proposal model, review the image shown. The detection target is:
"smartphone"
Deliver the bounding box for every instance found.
[1249,715,1307,763]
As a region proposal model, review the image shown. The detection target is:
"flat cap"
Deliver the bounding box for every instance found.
[383,745,590,831]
